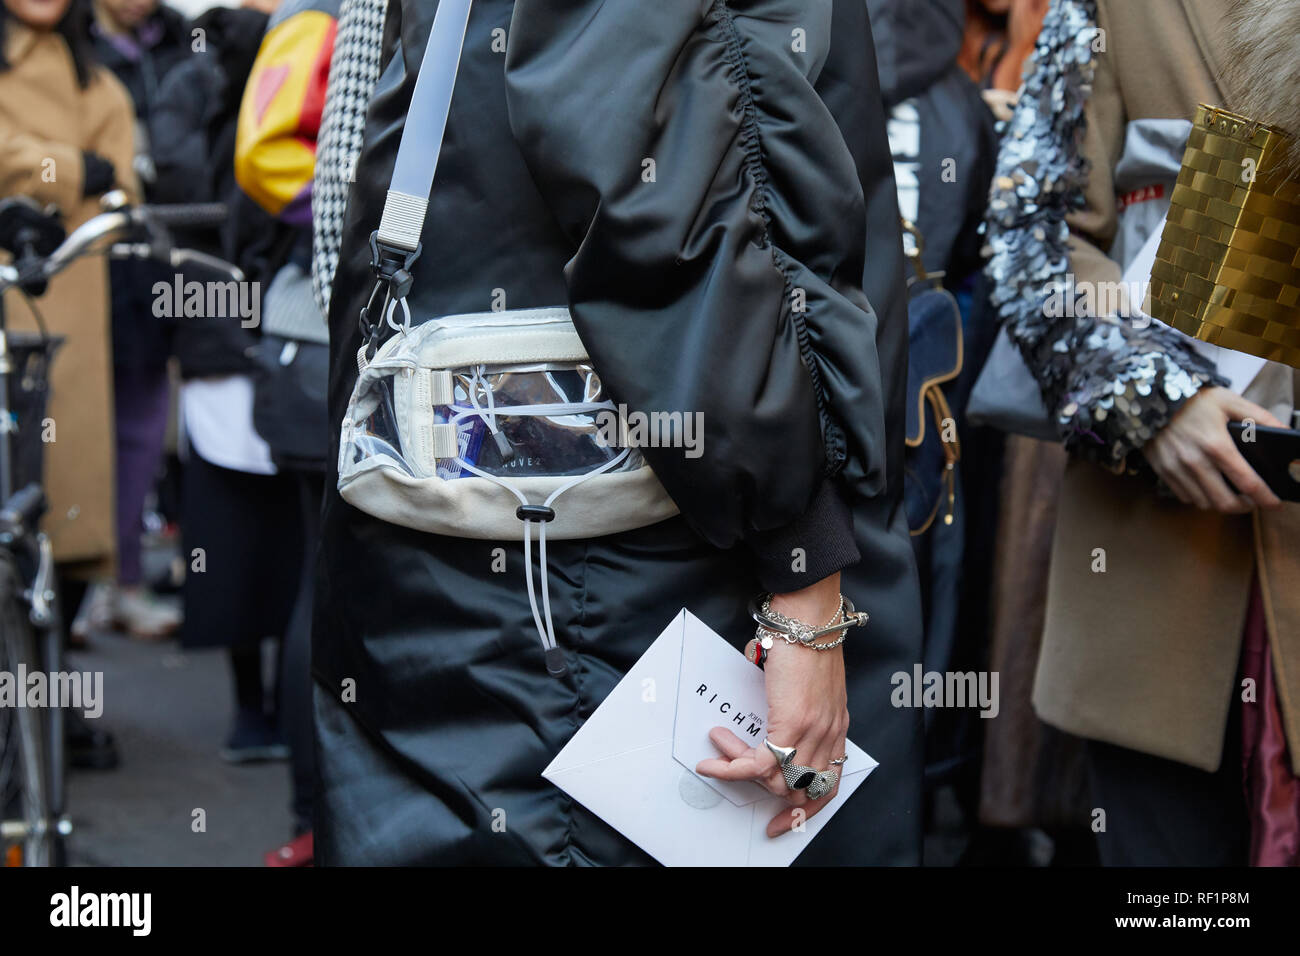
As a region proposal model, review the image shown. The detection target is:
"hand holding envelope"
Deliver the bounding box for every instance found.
[695,628,851,838]
[542,610,878,866]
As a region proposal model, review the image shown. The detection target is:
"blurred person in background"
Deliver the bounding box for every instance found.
[147,0,303,786]
[959,0,1102,866]
[987,0,1300,866]
[76,0,193,639]
[149,0,285,316]
[91,0,191,185]
[0,0,138,767]
[873,0,995,292]
[959,0,1048,120]
[227,0,336,865]
[867,0,998,854]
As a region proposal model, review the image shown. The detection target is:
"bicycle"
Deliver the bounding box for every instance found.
[0,192,237,866]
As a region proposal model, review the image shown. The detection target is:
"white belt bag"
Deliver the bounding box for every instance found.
[339,305,679,539]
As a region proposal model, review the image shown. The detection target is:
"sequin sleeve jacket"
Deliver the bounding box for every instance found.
[983,0,1225,467]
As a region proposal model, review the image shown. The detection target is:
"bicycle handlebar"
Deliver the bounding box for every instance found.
[135,203,229,230]
[38,209,132,280]
[0,201,242,292]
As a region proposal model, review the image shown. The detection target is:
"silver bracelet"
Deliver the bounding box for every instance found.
[749,594,868,650]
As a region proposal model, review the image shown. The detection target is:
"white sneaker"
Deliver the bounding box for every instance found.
[70,581,117,640]
[113,586,182,640]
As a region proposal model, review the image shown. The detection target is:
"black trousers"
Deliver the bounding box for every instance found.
[1086,692,1248,866]
[280,471,323,832]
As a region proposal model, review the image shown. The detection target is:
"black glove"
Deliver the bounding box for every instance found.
[81,151,115,197]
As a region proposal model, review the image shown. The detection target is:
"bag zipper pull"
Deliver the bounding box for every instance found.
[943,462,956,526]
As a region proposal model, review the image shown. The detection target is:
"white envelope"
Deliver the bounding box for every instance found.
[542,609,878,866]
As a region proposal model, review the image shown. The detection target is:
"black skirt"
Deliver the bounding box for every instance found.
[312,489,923,866]
[180,453,303,649]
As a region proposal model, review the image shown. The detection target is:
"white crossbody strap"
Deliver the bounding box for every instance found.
[375,0,475,251]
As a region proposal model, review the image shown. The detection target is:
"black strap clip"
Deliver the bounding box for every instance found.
[359,232,423,361]
[368,231,421,299]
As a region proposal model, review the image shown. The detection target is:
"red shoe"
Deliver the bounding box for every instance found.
[265,831,313,867]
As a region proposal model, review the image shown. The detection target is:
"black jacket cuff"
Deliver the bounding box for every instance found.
[743,480,861,593]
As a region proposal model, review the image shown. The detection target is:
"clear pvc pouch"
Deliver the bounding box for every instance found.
[338,307,680,541]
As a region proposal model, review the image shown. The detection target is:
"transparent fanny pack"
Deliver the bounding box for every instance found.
[348,359,644,482]
[338,306,680,542]
[339,305,681,676]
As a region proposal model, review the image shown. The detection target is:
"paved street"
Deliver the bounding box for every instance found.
[65,633,292,867]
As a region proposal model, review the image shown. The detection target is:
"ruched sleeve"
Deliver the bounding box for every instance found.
[505,0,891,586]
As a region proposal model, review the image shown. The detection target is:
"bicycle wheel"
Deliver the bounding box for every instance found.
[0,551,53,866]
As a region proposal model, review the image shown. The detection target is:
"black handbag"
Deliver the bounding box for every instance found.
[901,223,963,535]
[251,261,330,471]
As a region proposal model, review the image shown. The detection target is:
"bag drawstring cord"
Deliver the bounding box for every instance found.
[455,450,631,678]
[453,365,631,676]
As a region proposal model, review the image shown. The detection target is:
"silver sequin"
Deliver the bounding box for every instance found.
[982,0,1225,466]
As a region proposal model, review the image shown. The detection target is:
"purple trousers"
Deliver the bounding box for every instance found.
[113,363,171,586]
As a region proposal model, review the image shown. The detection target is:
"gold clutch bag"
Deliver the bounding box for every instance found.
[1149,104,1300,369]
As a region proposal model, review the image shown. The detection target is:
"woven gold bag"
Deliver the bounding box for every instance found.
[1149,104,1300,369]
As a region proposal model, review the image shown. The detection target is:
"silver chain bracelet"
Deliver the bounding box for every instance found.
[749,593,868,651]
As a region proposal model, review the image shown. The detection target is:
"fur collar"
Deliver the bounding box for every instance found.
[1224,0,1300,176]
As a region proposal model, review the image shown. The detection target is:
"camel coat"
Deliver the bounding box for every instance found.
[1032,0,1300,774]
[0,22,139,573]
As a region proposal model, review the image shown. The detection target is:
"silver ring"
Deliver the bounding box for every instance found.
[781,764,819,791]
[805,769,839,800]
[829,755,847,766]
[763,738,797,768]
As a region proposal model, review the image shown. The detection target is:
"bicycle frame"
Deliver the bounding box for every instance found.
[0,277,66,865]
[0,195,237,865]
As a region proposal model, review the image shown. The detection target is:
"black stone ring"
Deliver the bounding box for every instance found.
[781,764,819,791]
